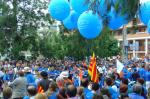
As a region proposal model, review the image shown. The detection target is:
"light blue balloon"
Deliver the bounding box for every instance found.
[78,11,103,39]
[108,7,127,30]
[147,20,150,34]
[139,1,150,25]
[48,0,70,21]
[70,0,89,14]
[63,11,80,30]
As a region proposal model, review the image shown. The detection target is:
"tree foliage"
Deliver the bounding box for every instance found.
[39,26,121,60]
[0,0,52,59]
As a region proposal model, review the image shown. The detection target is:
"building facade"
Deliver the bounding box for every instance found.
[114,18,150,59]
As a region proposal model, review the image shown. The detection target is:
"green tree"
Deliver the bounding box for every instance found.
[42,26,121,60]
[0,0,53,59]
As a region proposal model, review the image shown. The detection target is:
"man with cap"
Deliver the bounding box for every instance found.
[60,71,73,86]
[24,67,35,86]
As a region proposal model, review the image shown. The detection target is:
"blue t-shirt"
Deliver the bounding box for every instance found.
[122,68,128,78]
[138,68,146,80]
[84,88,91,96]
[85,91,94,99]
[3,74,10,81]
[129,93,144,99]
[145,71,150,81]
[108,86,119,99]
[25,73,35,84]
[48,92,57,99]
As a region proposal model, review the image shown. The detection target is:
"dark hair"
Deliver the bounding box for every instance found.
[120,93,129,99]
[132,72,140,81]
[141,64,145,68]
[49,81,57,91]
[106,78,112,86]
[57,87,67,99]
[3,87,12,99]
[92,93,104,99]
[77,87,84,99]
[121,78,128,85]
[137,78,145,85]
[27,86,37,96]
[81,78,89,88]
[120,84,128,93]
[40,71,48,78]
[110,74,116,81]
[100,88,111,98]
[66,85,77,98]
[92,83,100,91]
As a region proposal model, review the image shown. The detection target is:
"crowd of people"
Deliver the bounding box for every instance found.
[0,57,149,99]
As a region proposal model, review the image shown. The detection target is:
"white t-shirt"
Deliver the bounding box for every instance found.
[0,71,4,78]
[112,85,118,93]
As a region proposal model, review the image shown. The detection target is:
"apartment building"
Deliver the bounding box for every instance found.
[114,18,150,59]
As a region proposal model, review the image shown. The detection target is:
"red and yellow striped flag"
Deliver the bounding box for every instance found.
[88,53,99,83]
[38,85,44,93]
[79,68,83,80]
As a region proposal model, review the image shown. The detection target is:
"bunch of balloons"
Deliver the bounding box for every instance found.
[48,0,139,39]
[139,1,150,34]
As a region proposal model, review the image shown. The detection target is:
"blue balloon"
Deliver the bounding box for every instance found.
[139,1,150,25]
[108,7,127,30]
[63,11,80,30]
[78,11,103,39]
[98,0,107,16]
[70,0,89,14]
[48,0,70,21]
[147,20,150,34]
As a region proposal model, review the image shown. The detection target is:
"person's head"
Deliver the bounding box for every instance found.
[27,86,37,97]
[105,78,112,86]
[120,93,130,99]
[141,63,145,68]
[110,74,116,83]
[81,78,89,88]
[77,87,84,96]
[114,73,120,80]
[119,84,128,93]
[35,93,47,99]
[66,85,77,98]
[132,84,142,95]
[100,88,111,98]
[1,67,4,72]
[56,76,65,88]
[57,87,67,99]
[121,78,128,85]
[40,71,48,79]
[49,81,57,92]
[132,72,140,81]
[3,87,12,99]
[92,94,104,99]
[91,82,100,91]
[137,78,145,85]
[18,70,24,77]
